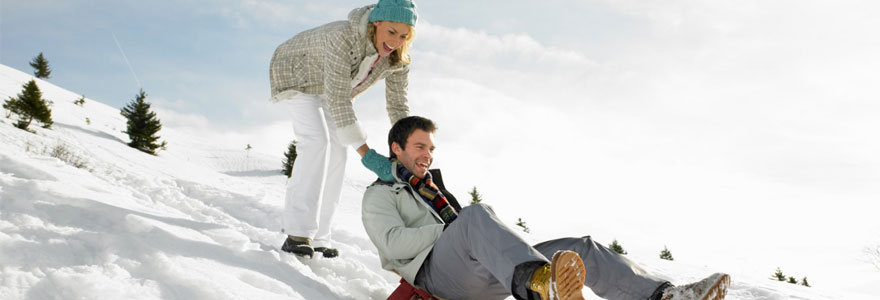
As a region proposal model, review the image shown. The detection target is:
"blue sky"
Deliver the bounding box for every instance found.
[1,0,637,128]
[3,0,880,294]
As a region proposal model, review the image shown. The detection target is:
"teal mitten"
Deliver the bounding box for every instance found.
[361,149,394,182]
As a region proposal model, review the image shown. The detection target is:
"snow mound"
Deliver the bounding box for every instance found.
[0,63,862,299]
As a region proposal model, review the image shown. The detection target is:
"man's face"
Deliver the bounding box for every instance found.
[392,129,435,179]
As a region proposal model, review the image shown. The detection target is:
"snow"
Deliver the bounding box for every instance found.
[0,63,875,299]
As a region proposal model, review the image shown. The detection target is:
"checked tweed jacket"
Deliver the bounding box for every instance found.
[269,5,410,145]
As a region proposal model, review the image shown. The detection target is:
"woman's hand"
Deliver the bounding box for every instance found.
[361,148,394,182]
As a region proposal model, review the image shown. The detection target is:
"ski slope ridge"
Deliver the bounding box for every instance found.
[0,63,853,299]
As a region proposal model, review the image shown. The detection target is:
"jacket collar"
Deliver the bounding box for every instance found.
[390,160,407,184]
[350,5,379,58]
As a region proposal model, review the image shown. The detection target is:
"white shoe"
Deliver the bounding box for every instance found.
[661,273,730,300]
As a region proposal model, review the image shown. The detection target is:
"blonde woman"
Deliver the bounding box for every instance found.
[269,0,416,258]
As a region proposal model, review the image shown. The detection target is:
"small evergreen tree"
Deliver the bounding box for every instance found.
[29,52,52,79]
[609,239,628,255]
[659,246,674,261]
[120,89,166,155]
[282,140,297,177]
[74,95,86,106]
[868,245,880,271]
[772,268,786,281]
[516,217,530,233]
[469,186,483,204]
[787,276,797,284]
[800,277,810,287]
[3,80,53,130]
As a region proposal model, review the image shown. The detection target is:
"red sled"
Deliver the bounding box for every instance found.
[387,278,437,300]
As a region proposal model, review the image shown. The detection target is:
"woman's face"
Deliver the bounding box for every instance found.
[372,21,411,57]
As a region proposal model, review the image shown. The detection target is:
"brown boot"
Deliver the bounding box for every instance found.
[528,250,586,300]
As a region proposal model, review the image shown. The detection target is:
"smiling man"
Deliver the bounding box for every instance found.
[361,116,730,300]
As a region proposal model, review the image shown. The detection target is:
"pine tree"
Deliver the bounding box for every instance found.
[516,217,530,233]
[74,95,86,106]
[868,245,880,271]
[659,246,674,261]
[29,52,52,79]
[609,239,628,255]
[772,268,786,281]
[800,277,810,287]
[3,80,53,130]
[469,186,483,204]
[120,89,166,155]
[787,276,797,284]
[282,140,297,177]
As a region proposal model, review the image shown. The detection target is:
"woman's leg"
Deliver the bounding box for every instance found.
[281,94,332,239]
[312,100,347,248]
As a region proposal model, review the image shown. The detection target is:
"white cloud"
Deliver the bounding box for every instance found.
[332,12,880,245]
[117,1,878,252]
[193,0,366,29]
[411,22,598,105]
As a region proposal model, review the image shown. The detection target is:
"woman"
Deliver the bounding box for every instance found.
[269,0,415,258]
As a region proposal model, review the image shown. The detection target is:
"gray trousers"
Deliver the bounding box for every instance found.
[414,204,667,300]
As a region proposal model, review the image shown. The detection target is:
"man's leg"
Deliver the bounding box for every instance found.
[533,236,669,300]
[415,204,547,300]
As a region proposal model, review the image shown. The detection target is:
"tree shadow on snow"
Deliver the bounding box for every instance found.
[54,123,127,144]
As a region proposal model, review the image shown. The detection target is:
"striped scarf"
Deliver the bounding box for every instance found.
[396,162,458,224]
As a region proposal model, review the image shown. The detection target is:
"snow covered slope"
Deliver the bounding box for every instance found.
[0,63,866,299]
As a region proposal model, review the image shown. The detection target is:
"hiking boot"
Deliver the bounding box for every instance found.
[314,247,339,258]
[660,273,730,300]
[528,250,586,300]
[281,236,314,258]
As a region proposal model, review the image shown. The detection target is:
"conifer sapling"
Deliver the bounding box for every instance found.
[3,80,53,130]
[772,268,786,281]
[120,89,167,155]
[282,140,297,177]
[29,52,52,79]
[609,239,628,255]
[660,246,674,261]
[469,186,483,204]
[516,218,530,233]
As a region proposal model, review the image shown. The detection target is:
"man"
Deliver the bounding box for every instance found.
[361,116,730,300]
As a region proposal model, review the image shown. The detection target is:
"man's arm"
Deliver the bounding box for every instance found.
[362,186,444,260]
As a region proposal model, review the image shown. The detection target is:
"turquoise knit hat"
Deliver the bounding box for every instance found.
[369,0,418,26]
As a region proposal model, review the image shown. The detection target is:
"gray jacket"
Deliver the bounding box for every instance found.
[361,162,461,284]
[269,5,410,145]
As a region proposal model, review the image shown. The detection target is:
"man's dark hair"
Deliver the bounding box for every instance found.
[388,116,436,159]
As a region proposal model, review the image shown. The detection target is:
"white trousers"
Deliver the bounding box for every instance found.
[282,93,347,248]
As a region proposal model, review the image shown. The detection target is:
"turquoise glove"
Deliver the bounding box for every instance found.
[362,149,394,182]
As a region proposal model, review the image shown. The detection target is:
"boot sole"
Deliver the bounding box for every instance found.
[701,273,730,300]
[550,250,586,300]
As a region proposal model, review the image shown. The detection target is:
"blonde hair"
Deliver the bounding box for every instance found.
[368,22,416,66]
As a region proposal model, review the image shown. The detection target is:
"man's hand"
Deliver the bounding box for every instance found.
[362,149,394,182]
[357,144,370,157]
